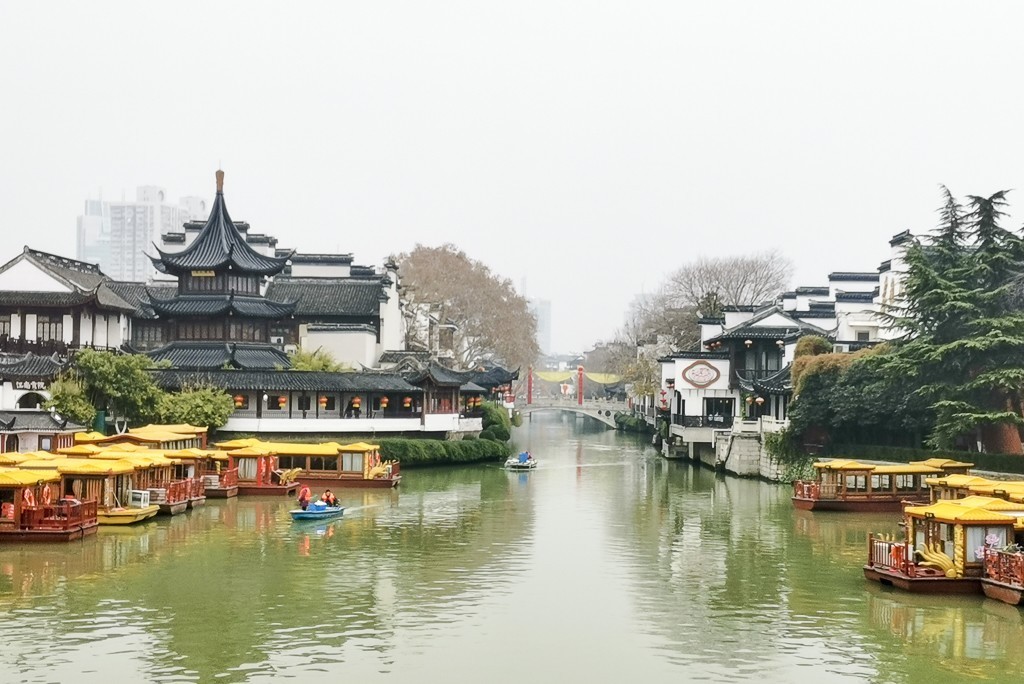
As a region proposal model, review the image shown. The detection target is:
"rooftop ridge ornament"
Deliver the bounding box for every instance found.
[216,169,224,193]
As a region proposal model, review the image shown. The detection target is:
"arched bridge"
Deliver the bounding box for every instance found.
[517,399,626,429]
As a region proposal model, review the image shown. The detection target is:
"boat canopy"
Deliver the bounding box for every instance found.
[57,444,105,456]
[215,437,262,450]
[924,474,992,488]
[870,464,943,475]
[909,457,975,470]
[812,459,874,471]
[130,423,208,436]
[336,442,381,453]
[904,501,1018,523]
[0,469,61,486]
[55,459,136,476]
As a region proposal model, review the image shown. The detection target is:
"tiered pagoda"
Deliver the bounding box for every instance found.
[145,170,297,370]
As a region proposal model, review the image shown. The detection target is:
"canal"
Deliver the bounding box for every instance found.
[3,415,1024,683]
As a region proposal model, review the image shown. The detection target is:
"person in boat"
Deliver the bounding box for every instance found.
[297,484,312,510]
[321,490,338,507]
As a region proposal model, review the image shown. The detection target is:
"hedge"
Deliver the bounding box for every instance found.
[378,437,510,466]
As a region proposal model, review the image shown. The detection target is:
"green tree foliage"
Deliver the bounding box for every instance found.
[885,190,1024,451]
[43,374,96,427]
[396,244,539,370]
[791,335,833,393]
[73,349,166,426]
[158,384,235,429]
[288,347,350,372]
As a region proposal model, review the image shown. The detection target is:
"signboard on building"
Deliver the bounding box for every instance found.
[12,379,48,391]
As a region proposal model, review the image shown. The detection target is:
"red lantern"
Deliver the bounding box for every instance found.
[402,396,412,408]
[277,396,287,407]
[351,396,362,409]
[318,396,328,408]
[233,394,245,408]
[380,397,389,409]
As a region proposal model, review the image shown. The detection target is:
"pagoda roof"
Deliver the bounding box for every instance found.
[150,171,292,276]
[406,361,471,387]
[146,341,291,370]
[147,291,297,319]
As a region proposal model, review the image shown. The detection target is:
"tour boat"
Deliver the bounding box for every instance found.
[163,447,218,508]
[223,446,302,496]
[981,547,1024,605]
[792,459,952,512]
[290,500,346,521]
[23,457,160,525]
[216,439,401,490]
[0,468,99,541]
[88,451,189,516]
[864,498,1020,594]
[505,452,537,470]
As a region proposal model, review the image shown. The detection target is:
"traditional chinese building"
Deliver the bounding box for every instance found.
[143,171,298,370]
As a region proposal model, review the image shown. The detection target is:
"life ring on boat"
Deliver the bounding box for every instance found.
[22,488,35,508]
[41,485,51,505]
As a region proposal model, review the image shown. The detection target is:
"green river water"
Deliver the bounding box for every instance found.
[3,414,1024,683]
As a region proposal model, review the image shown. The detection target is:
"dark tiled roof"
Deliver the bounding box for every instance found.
[721,305,757,312]
[469,365,519,388]
[697,317,725,325]
[407,362,470,387]
[460,381,486,393]
[890,230,913,246]
[289,253,355,264]
[753,365,793,395]
[151,368,421,393]
[794,286,830,295]
[718,325,810,340]
[151,172,291,276]
[808,301,836,311]
[146,341,291,370]
[828,272,880,282]
[0,248,135,313]
[835,292,876,303]
[306,323,378,334]
[266,277,385,317]
[378,350,431,364]
[878,260,892,273]
[657,351,730,362]
[0,353,67,378]
[147,293,297,319]
[105,281,176,319]
[350,265,377,277]
[0,410,84,432]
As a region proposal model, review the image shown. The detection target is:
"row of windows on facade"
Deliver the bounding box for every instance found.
[237,453,366,476]
[0,315,63,341]
[182,274,260,294]
[234,396,402,412]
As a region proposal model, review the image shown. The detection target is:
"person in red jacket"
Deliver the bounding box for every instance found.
[297,485,312,510]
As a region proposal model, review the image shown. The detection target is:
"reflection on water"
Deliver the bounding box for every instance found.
[2,414,1024,682]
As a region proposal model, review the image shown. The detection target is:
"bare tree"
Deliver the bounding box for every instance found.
[395,244,540,370]
[664,250,793,311]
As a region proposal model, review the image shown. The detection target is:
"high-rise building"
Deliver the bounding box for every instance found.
[75,199,110,268]
[76,186,208,280]
[528,298,552,355]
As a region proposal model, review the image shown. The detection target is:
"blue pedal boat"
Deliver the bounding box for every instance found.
[290,501,345,521]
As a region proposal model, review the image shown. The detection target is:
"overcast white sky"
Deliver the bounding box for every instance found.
[2,2,1023,353]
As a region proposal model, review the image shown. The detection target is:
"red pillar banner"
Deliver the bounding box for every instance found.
[577,365,584,406]
[527,366,533,405]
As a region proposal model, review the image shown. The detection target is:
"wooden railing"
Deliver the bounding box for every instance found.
[188,477,205,499]
[19,500,99,530]
[985,549,1024,588]
[219,468,239,488]
[867,534,911,574]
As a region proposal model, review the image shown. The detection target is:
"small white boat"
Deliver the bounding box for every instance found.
[505,452,537,470]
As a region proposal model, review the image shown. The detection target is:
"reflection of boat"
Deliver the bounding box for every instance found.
[290,501,345,521]
[865,498,1019,594]
[793,459,967,512]
[505,452,537,470]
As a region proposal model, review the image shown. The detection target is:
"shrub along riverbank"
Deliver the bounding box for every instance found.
[378,437,510,467]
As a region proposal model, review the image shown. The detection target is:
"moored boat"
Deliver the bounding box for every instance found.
[216,439,401,490]
[222,446,301,496]
[864,498,1020,594]
[0,468,99,542]
[21,456,160,525]
[792,459,946,512]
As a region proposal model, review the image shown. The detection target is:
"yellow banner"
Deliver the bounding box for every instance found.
[533,371,621,384]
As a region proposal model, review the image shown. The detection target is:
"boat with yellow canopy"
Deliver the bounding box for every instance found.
[0,467,98,541]
[20,456,157,525]
[792,459,945,512]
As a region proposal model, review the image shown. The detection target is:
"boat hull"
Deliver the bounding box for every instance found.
[157,501,189,516]
[188,496,207,508]
[0,523,98,542]
[296,475,401,490]
[793,496,925,513]
[205,486,238,499]
[97,505,160,525]
[290,507,345,521]
[982,579,1024,605]
[237,482,301,496]
[863,565,983,594]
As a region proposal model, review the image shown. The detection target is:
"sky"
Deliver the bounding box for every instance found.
[2,2,1024,353]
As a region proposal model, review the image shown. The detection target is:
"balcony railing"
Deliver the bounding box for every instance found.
[230,408,423,420]
[670,415,735,428]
